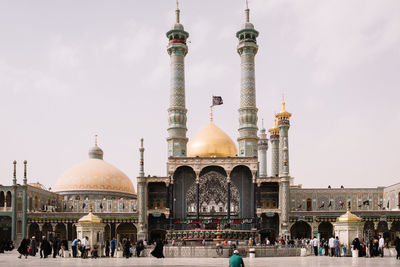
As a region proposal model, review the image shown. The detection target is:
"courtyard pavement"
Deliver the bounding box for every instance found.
[1,251,399,266]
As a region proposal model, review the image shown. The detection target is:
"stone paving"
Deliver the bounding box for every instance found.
[1,251,399,266]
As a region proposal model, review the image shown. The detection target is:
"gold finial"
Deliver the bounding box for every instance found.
[89,204,93,213]
[210,105,213,122]
[140,138,144,148]
[273,117,277,128]
[94,134,98,147]
[246,0,249,9]
[176,0,179,9]
[262,118,264,128]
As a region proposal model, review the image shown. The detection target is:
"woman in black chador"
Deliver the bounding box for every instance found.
[17,238,29,259]
[395,236,400,260]
[151,239,164,258]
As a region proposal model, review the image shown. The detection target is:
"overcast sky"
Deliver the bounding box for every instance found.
[0,0,399,190]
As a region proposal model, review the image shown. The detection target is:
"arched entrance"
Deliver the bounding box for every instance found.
[377,221,389,239]
[173,166,196,219]
[150,229,166,244]
[318,222,333,240]
[363,221,375,240]
[390,221,400,245]
[28,223,41,240]
[290,221,311,239]
[55,223,66,240]
[104,224,111,242]
[116,223,137,243]
[42,223,53,239]
[259,213,279,244]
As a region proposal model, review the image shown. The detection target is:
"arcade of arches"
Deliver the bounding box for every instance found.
[290,220,399,243]
[26,222,137,243]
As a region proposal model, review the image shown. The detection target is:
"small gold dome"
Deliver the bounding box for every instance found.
[187,122,237,157]
[276,101,292,120]
[338,208,362,223]
[268,118,279,134]
[78,208,102,223]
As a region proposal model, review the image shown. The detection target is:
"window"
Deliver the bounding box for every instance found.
[306,198,312,211]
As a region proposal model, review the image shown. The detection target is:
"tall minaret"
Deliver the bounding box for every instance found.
[276,100,292,236]
[269,118,280,177]
[137,138,147,241]
[166,2,189,157]
[258,120,268,177]
[236,2,259,157]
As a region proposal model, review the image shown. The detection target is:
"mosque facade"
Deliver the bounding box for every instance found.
[1,4,400,247]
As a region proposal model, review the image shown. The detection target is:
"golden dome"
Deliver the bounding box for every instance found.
[54,141,135,196]
[338,207,362,223]
[187,122,237,157]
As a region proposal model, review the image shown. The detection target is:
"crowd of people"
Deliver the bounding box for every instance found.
[9,234,400,260]
[14,235,165,259]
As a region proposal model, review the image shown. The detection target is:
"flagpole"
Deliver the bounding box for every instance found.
[210,105,213,122]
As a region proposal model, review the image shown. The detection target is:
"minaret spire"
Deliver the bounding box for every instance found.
[176,0,180,23]
[12,160,17,185]
[166,2,189,157]
[23,160,27,185]
[245,0,250,22]
[236,1,259,157]
[139,138,145,177]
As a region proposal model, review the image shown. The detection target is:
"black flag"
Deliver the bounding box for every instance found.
[212,96,223,106]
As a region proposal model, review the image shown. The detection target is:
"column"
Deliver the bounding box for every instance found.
[227,175,231,222]
[281,178,290,236]
[196,174,200,220]
[22,161,27,238]
[11,161,17,241]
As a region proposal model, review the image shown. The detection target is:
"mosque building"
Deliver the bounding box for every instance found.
[1,4,400,247]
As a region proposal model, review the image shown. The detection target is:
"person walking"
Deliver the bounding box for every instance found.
[124,238,131,258]
[80,236,89,258]
[151,239,164,258]
[378,235,385,257]
[328,236,335,257]
[136,240,144,257]
[229,250,245,267]
[105,239,110,257]
[394,236,400,260]
[312,236,318,256]
[71,238,79,258]
[110,237,116,257]
[52,237,59,258]
[352,237,361,257]
[29,236,37,256]
[334,236,340,257]
[40,236,51,258]
[17,238,29,259]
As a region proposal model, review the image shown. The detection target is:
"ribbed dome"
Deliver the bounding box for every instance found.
[54,143,135,196]
[187,122,237,157]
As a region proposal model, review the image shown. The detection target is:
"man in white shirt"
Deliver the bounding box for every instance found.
[312,236,319,256]
[328,236,335,257]
[378,235,385,257]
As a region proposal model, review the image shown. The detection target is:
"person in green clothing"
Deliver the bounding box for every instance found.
[229,250,245,267]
